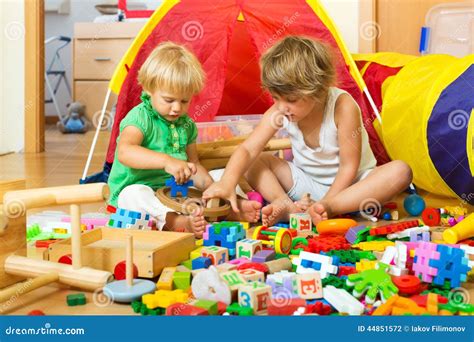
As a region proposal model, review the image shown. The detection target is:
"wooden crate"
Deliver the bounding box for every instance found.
[48,227,195,278]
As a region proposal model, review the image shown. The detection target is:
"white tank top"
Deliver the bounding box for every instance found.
[283,87,376,186]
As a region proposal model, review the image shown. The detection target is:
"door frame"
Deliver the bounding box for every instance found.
[24,0,45,153]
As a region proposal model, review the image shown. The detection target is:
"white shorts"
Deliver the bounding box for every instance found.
[286,162,373,201]
[117,169,246,230]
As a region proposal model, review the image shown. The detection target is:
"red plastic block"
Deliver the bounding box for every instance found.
[305,301,332,315]
[369,220,419,236]
[35,239,58,248]
[338,266,357,276]
[237,262,269,274]
[392,275,422,295]
[267,297,307,315]
[28,310,45,316]
[165,303,209,316]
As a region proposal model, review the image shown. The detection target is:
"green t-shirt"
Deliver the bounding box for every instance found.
[108,92,198,206]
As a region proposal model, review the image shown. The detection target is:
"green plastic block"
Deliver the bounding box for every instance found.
[226,302,254,316]
[182,259,193,270]
[193,299,218,315]
[67,293,86,306]
[173,271,191,290]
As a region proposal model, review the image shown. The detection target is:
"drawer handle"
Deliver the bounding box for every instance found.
[94,57,111,61]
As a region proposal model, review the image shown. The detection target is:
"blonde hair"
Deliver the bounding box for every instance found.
[138,42,205,96]
[260,36,335,99]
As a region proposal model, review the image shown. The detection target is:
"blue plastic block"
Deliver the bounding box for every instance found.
[192,257,212,270]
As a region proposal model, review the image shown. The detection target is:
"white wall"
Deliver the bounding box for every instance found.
[321,0,361,53]
[0,0,25,154]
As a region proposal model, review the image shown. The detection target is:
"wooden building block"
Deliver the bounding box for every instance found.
[236,239,262,259]
[238,268,265,283]
[238,281,272,315]
[295,272,322,299]
[157,266,176,291]
[201,246,229,265]
[290,213,312,232]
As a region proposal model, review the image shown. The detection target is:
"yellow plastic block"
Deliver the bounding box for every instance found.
[190,246,203,260]
[426,293,438,315]
[352,241,395,251]
[356,260,378,272]
[142,289,189,309]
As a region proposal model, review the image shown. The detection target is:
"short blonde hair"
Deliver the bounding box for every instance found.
[138,42,205,96]
[260,36,335,99]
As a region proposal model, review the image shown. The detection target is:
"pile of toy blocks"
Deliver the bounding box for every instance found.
[129,210,474,316]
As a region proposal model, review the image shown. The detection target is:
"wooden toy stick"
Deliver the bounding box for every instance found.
[5,255,113,290]
[126,234,133,287]
[0,272,59,303]
[70,204,82,270]
[3,183,109,215]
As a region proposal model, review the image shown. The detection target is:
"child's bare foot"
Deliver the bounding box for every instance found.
[167,213,207,238]
[262,197,302,226]
[308,201,332,225]
[226,199,262,223]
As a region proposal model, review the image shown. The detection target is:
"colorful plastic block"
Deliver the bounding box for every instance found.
[347,263,398,303]
[323,286,364,315]
[251,249,275,263]
[66,293,86,306]
[429,244,471,288]
[203,222,246,257]
[142,289,189,309]
[226,302,254,316]
[193,299,218,315]
[412,242,440,283]
[165,176,194,197]
[266,297,307,315]
[173,271,191,290]
[165,303,209,316]
[293,251,338,278]
[192,257,212,270]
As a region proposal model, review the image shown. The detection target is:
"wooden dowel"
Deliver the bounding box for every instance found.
[126,235,133,287]
[3,183,109,216]
[5,255,113,291]
[70,204,82,270]
[198,138,290,159]
[0,272,59,303]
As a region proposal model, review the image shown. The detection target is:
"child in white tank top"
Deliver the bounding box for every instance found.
[203,36,412,226]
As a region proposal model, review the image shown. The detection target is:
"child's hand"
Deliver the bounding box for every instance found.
[165,158,197,184]
[203,181,239,213]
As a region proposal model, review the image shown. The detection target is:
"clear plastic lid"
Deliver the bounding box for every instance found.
[425,2,473,57]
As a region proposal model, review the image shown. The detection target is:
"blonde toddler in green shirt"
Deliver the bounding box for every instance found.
[108,42,261,237]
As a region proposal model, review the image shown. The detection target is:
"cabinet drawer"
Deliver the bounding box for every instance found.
[74,81,117,123]
[74,38,132,80]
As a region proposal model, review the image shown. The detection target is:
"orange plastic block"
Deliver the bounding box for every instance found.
[372,295,398,316]
[426,293,438,315]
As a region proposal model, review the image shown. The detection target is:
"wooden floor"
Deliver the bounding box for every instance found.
[0,125,110,189]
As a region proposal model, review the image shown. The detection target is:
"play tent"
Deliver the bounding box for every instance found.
[354,53,474,205]
[82,0,385,183]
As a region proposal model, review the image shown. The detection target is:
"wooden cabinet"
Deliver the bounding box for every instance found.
[73,22,144,121]
[375,0,464,55]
